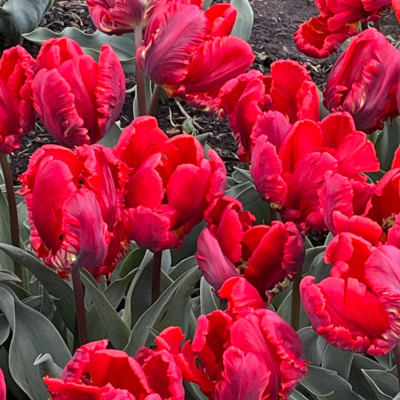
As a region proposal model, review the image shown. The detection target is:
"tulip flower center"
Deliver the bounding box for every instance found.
[382,213,397,231]
[237,260,249,274]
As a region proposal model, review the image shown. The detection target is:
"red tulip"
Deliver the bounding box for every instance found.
[113,116,227,252]
[0,369,5,400]
[19,144,129,280]
[44,340,184,399]
[324,29,400,133]
[136,0,254,105]
[196,196,305,301]
[294,15,359,58]
[294,0,391,58]
[301,232,400,355]
[87,0,159,34]
[144,277,307,400]
[32,38,126,148]
[0,46,35,154]
[251,112,379,233]
[216,60,319,161]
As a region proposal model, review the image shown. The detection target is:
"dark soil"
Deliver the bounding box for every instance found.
[2,0,400,183]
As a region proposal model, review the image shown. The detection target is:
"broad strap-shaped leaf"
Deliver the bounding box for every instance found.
[0,0,54,42]
[0,244,76,331]
[24,27,135,74]
[0,285,70,400]
[80,269,131,350]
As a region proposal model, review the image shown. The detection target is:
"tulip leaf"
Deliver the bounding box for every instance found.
[124,267,201,356]
[361,370,398,400]
[0,0,54,43]
[232,167,253,184]
[374,117,400,172]
[80,269,131,350]
[200,277,219,315]
[98,122,122,149]
[300,365,364,400]
[230,0,254,41]
[0,314,9,346]
[0,284,70,400]
[349,354,385,400]
[33,353,63,380]
[119,246,146,278]
[87,267,137,342]
[322,344,354,381]
[303,246,326,275]
[298,327,328,367]
[277,290,311,329]
[23,27,136,74]
[289,391,309,400]
[123,250,173,329]
[171,221,206,265]
[168,256,198,281]
[0,244,76,331]
[185,381,208,400]
[0,188,14,272]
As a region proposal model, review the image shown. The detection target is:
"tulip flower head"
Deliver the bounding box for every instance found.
[302,232,400,355]
[146,277,307,400]
[324,29,400,133]
[0,46,35,154]
[113,116,227,253]
[216,60,319,161]
[196,196,305,301]
[250,112,379,233]
[44,339,184,399]
[19,144,129,280]
[136,0,254,106]
[32,38,126,148]
[87,0,159,34]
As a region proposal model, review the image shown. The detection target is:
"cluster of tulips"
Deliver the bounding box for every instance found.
[1,0,400,398]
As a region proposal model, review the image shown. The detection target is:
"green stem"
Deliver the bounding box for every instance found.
[373,19,380,31]
[134,26,147,116]
[72,268,88,347]
[152,251,162,303]
[0,153,24,286]
[148,85,161,117]
[291,235,306,331]
[269,207,277,223]
[394,344,400,391]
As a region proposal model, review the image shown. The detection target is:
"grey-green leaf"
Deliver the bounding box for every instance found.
[230,0,254,40]
[0,0,54,42]
[0,285,70,400]
[362,369,398,400]
[80,269,130,350]
[0,244,76,331]
[24,27,136,74]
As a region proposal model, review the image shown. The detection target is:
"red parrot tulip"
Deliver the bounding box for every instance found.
[19,144,129,280]
[44,340,184,399]
[301,232,400,355]
[142,277,307,400]
[216,60,319,161]
[32,38,126,148]
[324,29,400,133]
[136,0,254,105]
[196,196,305,301]
[250,112,379,233]
[0,46,35,154]
[113,116,227,252]
[87,0,159,34]
[294,0,391,58]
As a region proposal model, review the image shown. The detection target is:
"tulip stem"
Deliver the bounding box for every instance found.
[135,26,147,116]
[152,251,162,303]
[0,153,24,287]
[373,20,380,31]
[291,237,305,331]
[270,207,277,223]
[72,268,88,347]
[148,85,161,116]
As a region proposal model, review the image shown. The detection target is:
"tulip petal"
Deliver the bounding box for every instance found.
[217,347,269,400]
[250,136,287,207]
[62,189,109,275]
[301,275,394,355]
[294,15,358,58]
[125,206,179,252]
[96,45,126,141]
[137,4,208,85]
[32,69,89,147]
[196,228,239,291]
